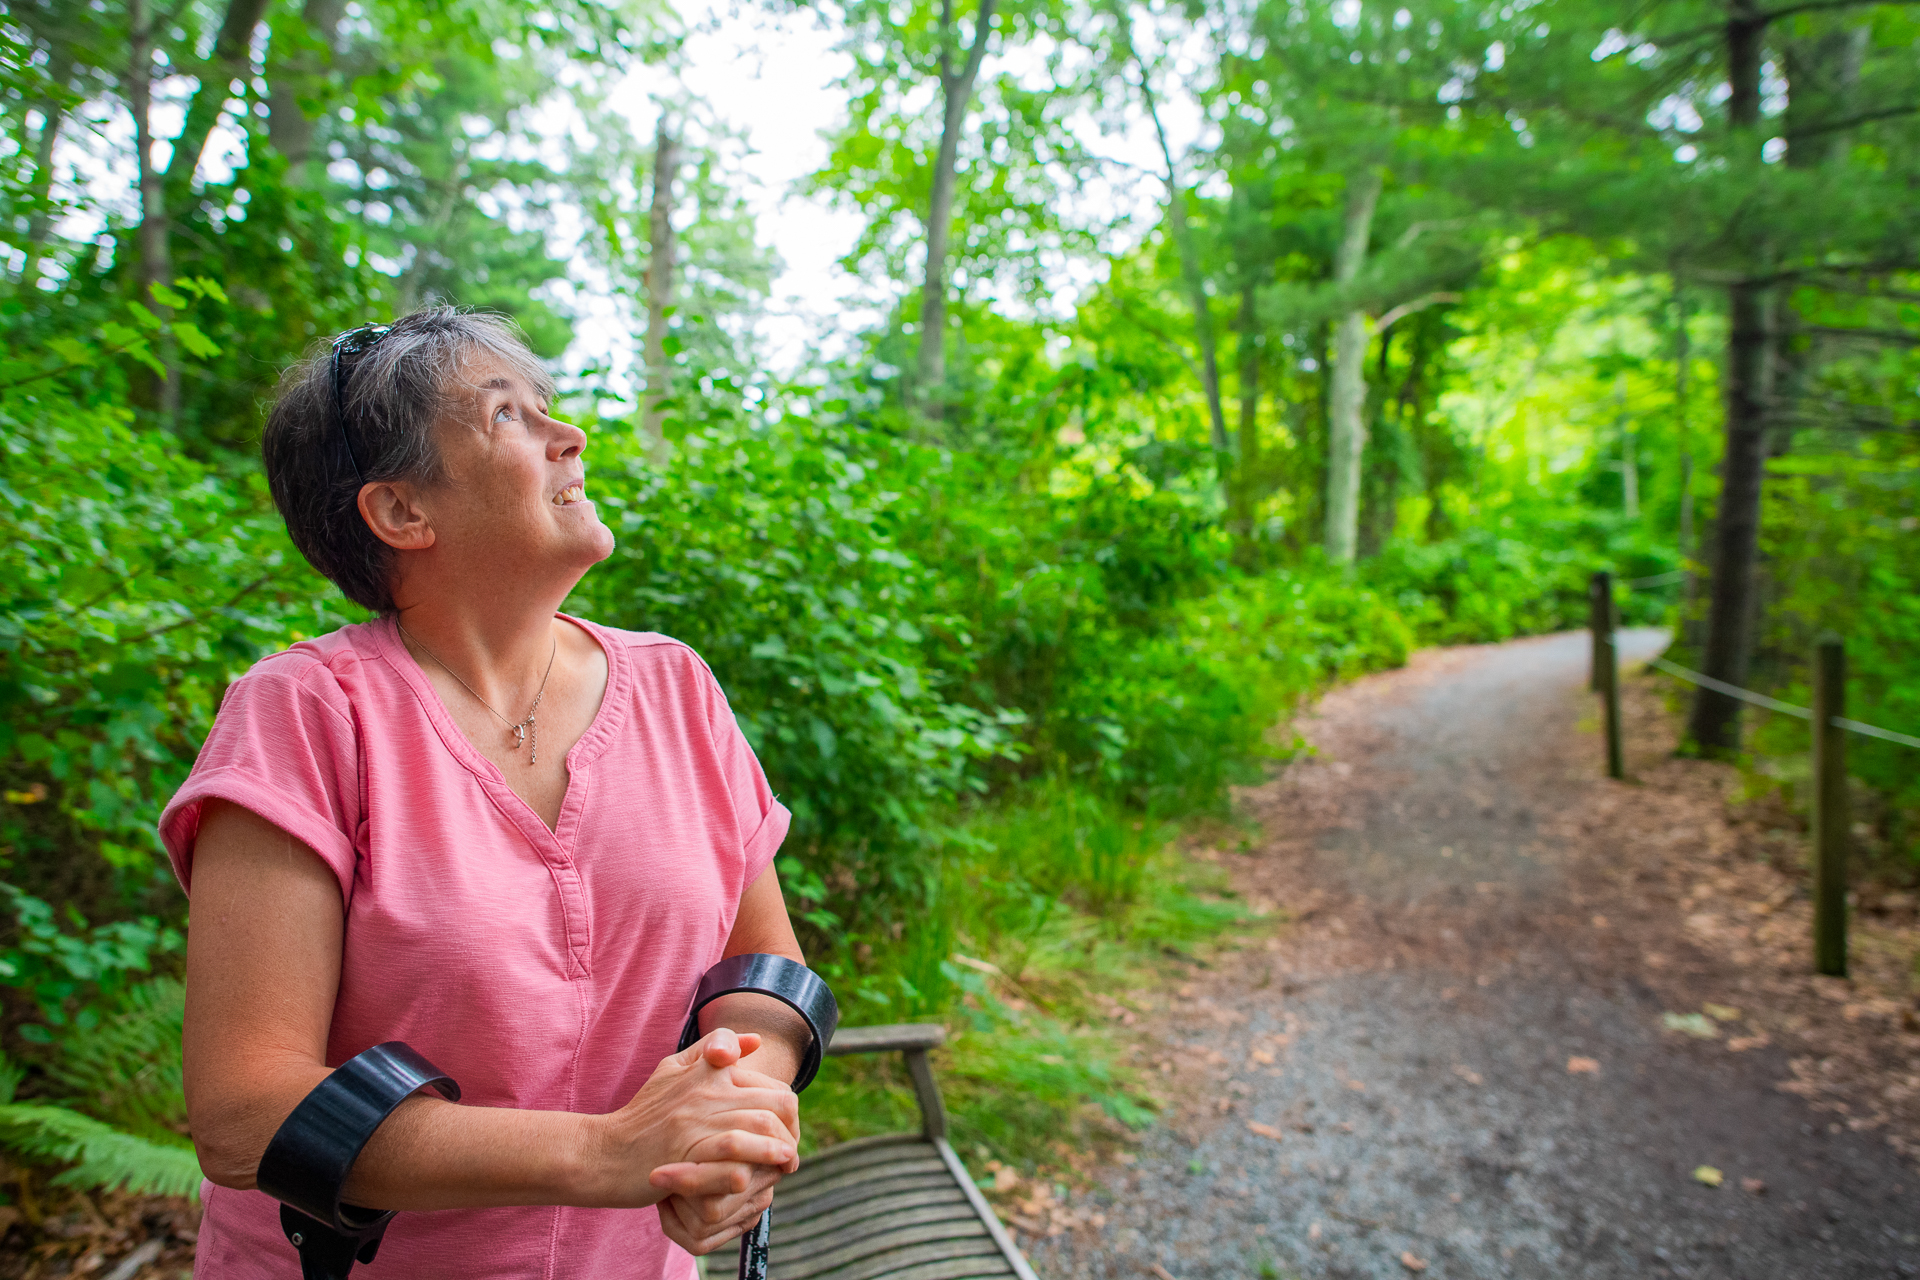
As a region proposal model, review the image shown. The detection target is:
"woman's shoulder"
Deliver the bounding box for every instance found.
[230,620,391,708]
[570,619,725,700]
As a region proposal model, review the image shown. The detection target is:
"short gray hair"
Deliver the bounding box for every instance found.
[263,307,557,613]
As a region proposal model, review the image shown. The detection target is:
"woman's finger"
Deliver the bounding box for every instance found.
[680,1127,796,1168]
[705,1031,761,1068]
[649,1160,753,1197]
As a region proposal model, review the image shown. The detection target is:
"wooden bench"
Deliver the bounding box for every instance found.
[699,1024,1039,1280]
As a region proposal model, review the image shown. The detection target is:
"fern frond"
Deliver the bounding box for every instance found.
[41,977,188,1144]
[0,1102,202,1198]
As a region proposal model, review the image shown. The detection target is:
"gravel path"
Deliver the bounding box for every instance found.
[1025,630,1920,1280]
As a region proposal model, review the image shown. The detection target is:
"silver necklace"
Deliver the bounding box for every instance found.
[398,622,558,764]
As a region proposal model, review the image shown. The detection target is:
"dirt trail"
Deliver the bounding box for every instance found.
[1025,630,1920,1280]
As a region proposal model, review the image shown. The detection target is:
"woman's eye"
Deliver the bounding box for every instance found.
[494,405,515,423]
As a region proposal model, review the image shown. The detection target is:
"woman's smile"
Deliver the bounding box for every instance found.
[553,482,587,506]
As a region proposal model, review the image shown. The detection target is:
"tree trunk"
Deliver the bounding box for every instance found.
[129,0,177,416]
[267,0,345,183]
[1138,68,1227,469]
[1231,286,1260,565]
[914,0,996,424]
[1323,166,1381,564]
[160,0,274,215]
[1688,0,1770,752]
[17,48,74,294]
[640,119,680,455]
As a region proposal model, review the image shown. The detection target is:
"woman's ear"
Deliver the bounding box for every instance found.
[357,481,436,552]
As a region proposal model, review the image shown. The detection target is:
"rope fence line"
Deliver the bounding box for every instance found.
[1591,568,1910,977]
[1648,657,1920,751]
[1623,568,1688,589]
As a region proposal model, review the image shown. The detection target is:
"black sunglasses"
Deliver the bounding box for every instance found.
[330,323,393,485]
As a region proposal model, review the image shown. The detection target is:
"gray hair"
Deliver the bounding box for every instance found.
[263,307,557,613]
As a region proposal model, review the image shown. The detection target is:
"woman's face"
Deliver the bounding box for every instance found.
[417,351,615,590]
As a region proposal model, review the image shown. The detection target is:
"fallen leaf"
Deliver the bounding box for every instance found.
[1248,1049,1276,1066]
[1591,914,1610,928]
[992,1167,1020,1192]
[1567,1056,1601,1075]
[1726,1034,1770,1052]
[1400,1251,1429,1272]
[1307,1222,1322,1242]
[1345,1079,1366,1092]
[1150,1265,1179,1280]
[1741,1177,1767,1195]
[1693,1165,1724,1187]
[1452,1064,1484,1086]
[1703,1002,1742,1022]
[1663,1012,1720,1039]
[1246,1121,1283,1141]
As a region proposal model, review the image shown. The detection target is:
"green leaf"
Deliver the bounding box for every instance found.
[170,320,221,361]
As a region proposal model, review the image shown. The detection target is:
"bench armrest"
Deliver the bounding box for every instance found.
[824,1023,947,1056]
[820,1023,949,1140]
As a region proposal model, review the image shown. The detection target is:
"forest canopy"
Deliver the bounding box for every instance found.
[1,0,1916,1197]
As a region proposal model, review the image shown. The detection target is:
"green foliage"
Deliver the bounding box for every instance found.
[0,1097,201,1199]
[2,0,1916,1203]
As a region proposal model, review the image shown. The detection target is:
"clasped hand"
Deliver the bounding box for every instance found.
[600,1028,801,1255]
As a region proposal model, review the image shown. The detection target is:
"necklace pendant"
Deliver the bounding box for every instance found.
[512,723,527,750]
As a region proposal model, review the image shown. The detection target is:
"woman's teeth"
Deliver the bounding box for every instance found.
[554,484,585,505]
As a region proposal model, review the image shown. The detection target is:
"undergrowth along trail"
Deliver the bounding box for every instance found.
[1020,630,1920,1280]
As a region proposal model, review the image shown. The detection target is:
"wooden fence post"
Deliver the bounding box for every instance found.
[1812,634,1849,977]
[1589,572,1607,692]
[1592,572,1623,779]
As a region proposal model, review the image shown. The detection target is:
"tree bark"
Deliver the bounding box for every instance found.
[129,0,177,416]
[1688,0,1771,752]
[640,119,680,455]
[17,48,74,294]
[914,0,996,423]
[160,0,274,215]
[1323,166,1382,565]
[267,0,344,183]
[1135,57,1228,470]
[1231,287,1260,564]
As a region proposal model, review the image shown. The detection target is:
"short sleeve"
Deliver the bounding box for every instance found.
[700,667,791,888]
[158,656,362,903]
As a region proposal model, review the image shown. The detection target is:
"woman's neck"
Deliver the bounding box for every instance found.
[390,592,573,712]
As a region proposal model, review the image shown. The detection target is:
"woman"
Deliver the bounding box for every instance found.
[162,307,812,1278]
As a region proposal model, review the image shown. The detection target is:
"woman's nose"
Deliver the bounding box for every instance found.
[548,418,587,458]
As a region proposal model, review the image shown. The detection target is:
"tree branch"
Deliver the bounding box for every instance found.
[1784,104,1920,139]
[1374,293,1461,332]
[1797,325,1920,345]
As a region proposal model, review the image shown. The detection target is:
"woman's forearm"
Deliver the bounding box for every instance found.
[347,1094,615,1210]
[192,1056,617,1209]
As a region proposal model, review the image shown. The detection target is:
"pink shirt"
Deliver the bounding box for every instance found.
[159,616,790,1280]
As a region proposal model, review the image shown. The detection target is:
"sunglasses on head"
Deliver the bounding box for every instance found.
[330,323,393,485]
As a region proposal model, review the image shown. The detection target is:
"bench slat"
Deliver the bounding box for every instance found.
[782,1232,1009,1280]
[781,1159,952,1206]
[779,1205,990,1251]
[782,1165,955,1210]
[849,1256,1023,1280]
[782,1137,946,1192]
[778,1192,975,1246]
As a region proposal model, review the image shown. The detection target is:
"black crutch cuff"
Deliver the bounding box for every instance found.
[677,953,840,1092]
[255,1042,460,1280]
